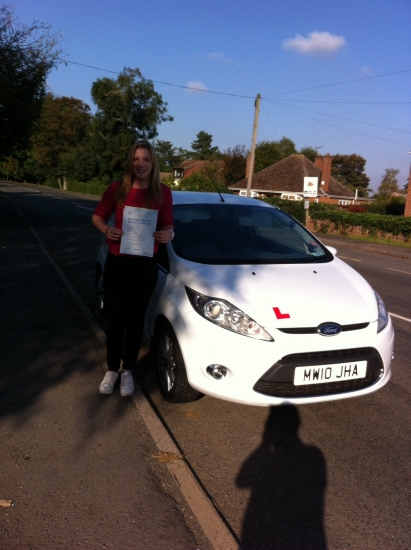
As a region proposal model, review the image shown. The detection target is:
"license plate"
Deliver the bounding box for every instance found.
[294,361,367,386]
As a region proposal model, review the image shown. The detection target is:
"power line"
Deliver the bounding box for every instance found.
[261,102,279,139]
[263,68,411,97]
[56,58,255,99]
[264,98,411,134]
[264,100,411,147]
[263,99,411,104]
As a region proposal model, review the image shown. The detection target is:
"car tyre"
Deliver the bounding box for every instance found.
[154,319,203,403]
[95,265,106,317]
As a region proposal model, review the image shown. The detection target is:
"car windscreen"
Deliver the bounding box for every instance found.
[171,203,332,264]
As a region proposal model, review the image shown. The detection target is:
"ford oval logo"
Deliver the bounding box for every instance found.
[317,323,342,336]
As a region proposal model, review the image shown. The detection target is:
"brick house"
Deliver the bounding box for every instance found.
[229,153,368,205]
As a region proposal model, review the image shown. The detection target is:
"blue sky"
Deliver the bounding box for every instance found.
[11,0,411,192]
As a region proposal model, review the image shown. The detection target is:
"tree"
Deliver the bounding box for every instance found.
[191,131,221,160]
[177,171,227,193]
[0,6,61,158]
[223,144,248,185]
[254,137,297,173]
[375,168,400,200]
[89,67,173,180]
[0,156,20,180]
[299,146,318,163]
[30,94,92,183]
[155,140,188,172]
[331,154,370,197]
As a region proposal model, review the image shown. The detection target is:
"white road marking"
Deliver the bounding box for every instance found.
[339,256,362,262]
[389,312,411,323]
[74,204,95,211]
[387,268,411,275]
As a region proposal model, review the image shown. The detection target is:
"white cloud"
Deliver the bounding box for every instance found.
[205,52,239,66]
[282,31,346,55]
[186,81,208,94]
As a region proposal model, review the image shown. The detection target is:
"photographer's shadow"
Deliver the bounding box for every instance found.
[236,405,327,549]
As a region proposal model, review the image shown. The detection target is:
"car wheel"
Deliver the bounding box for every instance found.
[95,265,106,316]
[154,320,203,403]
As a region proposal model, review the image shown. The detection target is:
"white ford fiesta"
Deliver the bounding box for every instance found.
[95,192,394,406]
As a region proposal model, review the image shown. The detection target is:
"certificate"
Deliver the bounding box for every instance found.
[120,206,158,257]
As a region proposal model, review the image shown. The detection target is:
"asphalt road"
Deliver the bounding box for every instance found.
[1,182,410,550]
[0,183,212,550]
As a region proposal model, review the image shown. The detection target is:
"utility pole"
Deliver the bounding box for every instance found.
[246,93,261,197]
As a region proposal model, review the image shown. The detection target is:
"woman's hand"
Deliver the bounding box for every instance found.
[105,226,124,241]
[153,228,174,243]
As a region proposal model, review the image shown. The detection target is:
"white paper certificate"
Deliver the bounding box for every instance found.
[120,206,158,257]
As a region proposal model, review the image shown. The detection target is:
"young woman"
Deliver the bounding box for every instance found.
[92,141,174,396]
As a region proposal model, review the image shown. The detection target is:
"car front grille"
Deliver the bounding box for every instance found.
[253,347,384,398]
[277,322,369,335]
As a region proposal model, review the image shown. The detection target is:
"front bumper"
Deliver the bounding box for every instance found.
[173,310,394,406]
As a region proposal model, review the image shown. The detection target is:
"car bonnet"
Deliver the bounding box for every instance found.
[171,256,377,330]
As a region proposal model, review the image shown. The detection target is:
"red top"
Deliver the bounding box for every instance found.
[94,180,173,256]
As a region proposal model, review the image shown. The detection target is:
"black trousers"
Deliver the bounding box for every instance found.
[104,253,158,371]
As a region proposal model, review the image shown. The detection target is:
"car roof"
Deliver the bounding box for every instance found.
[171,191,274,208]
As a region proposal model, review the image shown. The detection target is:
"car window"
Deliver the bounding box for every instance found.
[172,204,331,264]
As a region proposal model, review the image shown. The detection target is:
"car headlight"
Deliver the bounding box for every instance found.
[375,291,388,333]
[186,287,274,341]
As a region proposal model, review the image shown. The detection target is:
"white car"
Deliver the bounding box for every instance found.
[95,192,394,407]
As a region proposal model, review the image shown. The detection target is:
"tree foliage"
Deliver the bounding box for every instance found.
[254,137,297,172]
[375,168,400,200]
[90,67,173,179]
[191,131,221,160]
[155,140,188,172]
[330,154,370,197]
[299,146,318,162]
[175,171,227,193]
[0,6,61,158]
[30,94,92,183]
[223,144,248,185]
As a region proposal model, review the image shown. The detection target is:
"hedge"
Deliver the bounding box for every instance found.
[67,181,108,196]
[308,204,411,241]
[263,197,306,224]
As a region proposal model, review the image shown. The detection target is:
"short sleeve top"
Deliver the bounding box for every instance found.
[94,181,173,256]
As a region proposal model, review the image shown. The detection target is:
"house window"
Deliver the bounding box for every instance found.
[239,190,258,197]
[173,169,184,179]
[281,194,302,201]
[338,200,351,205]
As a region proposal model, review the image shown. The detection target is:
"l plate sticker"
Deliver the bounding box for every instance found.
[273,307,290,319]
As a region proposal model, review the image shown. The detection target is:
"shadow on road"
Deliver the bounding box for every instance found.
[236,405,327,550]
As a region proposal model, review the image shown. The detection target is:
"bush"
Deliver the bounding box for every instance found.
[365,197,405,216]
[67,180,108,196]
[309,205,411,241]
[263,197,305,224]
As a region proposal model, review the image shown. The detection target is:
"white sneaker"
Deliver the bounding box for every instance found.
[120,370,135,396]
[99,371,119,394]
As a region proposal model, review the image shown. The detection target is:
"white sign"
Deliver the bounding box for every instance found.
[120,206,158,257]
[303,177,318,197]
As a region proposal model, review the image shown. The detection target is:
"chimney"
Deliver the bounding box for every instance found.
[315,154,332,194]
[405,161,411,217]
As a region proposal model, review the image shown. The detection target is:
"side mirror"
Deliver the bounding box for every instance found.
[326,246,337,256]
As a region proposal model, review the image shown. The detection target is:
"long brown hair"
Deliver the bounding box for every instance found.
[116,141,162,208]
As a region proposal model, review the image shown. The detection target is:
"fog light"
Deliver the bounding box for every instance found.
[206,365,227,380]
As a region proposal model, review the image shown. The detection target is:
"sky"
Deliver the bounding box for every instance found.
[10,0,411,192]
